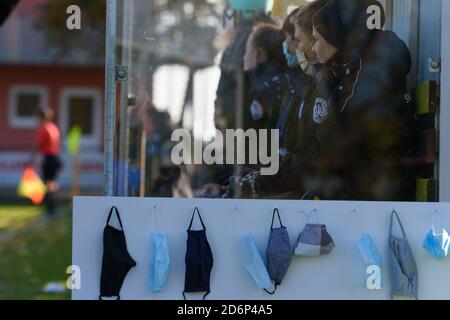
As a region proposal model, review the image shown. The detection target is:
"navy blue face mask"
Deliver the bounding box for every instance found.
[99,206,136,300]
[183,207,214,300]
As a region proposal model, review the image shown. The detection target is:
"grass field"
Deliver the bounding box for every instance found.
[0,205,43,231]
[0,204,72,300]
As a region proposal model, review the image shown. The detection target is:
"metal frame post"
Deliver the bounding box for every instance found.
[104,0,117,196]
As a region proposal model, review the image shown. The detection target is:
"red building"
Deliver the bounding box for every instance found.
[0,0,104,194]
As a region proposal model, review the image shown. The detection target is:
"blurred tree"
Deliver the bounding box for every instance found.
[36,0,106,60]
[35,0,226,65]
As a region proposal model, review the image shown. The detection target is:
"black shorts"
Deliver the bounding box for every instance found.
[42,155,62,182]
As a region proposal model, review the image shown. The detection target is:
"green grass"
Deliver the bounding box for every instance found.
[0,205,72,300]
[0,205,43,231]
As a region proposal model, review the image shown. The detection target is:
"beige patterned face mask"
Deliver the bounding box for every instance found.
[295,48,316,76]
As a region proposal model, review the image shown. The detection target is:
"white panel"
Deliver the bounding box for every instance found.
[73,197,450,300]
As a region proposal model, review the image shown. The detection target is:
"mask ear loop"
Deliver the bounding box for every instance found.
[300,207,320,225]
[434,209,450,256]
[354,209,362,236]
[432,209,446,236]
[234,205,251,236]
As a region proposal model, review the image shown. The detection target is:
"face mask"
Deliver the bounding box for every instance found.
[266,208,292,291]
[241,233,274,291]
[149,234,171,292]
[388,210,418,299]
[283,41,299,67]
[423,211,450,260]
[295,40,316,76]
[294,210,335,257]
[183,207,214,300]
[99,206,136,300]
[357,234,382,268]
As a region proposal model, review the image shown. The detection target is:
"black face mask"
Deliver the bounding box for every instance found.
[183,207,214,300]
[99,206,136,300]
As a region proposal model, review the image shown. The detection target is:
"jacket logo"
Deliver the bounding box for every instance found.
[313,98,328,124]
[250,100,264,120]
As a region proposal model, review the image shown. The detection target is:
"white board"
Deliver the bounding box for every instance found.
[72,196,450,300]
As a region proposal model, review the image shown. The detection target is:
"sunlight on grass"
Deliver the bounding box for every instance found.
[0,205,43,231]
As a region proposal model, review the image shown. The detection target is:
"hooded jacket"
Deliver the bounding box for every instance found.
[255,27,418,201]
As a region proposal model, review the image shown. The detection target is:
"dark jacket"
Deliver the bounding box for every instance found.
[277,67,315,155]
[256,30,418,201]
[243,61,287,131]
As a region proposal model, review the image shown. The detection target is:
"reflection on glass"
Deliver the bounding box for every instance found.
[112,0,440,202]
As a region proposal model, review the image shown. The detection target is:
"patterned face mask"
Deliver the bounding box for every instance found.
[265,208,293,291]
[294,210,335,257]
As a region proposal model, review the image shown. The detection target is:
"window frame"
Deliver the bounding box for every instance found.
[8,85,49,129]
[59,87,101,148]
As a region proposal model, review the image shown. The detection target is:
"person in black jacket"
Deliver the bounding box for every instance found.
[242,23,287,132]
[224,0,327,199]
[244,0,418,201]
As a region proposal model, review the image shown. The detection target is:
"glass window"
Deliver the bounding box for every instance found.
[110,0,444,202]
[68,97,94,135]
[9,86,48,128]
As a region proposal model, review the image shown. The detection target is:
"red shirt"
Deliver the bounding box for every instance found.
[37,121,60,156]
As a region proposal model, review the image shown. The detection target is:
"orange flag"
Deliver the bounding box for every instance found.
[17,167,47,205]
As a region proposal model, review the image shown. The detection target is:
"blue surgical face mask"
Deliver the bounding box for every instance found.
[283,41,299,68]
[241,234,273,291]
[423,228,450,260]
[357,234,382,267]
[149,233,171,292]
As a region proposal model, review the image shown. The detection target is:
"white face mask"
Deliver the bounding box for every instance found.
[295,48,316,76]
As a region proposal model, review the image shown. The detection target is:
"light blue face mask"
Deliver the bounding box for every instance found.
[241,234,273,291]
[423,211,450,260]
[283,41,299,68]
[357,234,382,268]
[149,233,171,292]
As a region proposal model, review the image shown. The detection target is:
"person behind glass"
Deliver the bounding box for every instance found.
[242,23,287,133]
[30,108,62,216]
[228,0,328,199]
[240,0,418,201]
[278,0,329,156]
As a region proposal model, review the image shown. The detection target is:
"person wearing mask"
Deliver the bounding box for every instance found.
[228,0,329,199]
[243,0,417,201]
[278,0,328,156]
[213,0,274,187]
[30,108,62,216]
